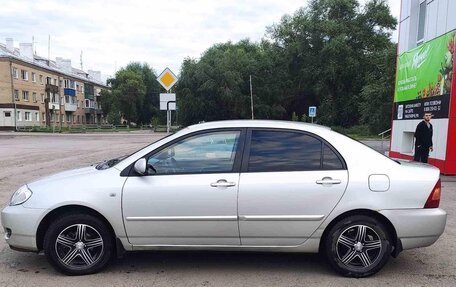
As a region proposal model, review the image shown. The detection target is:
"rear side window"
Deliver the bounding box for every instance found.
[323,144,344,169]
[247,130,345,172]
[248,130,322,172]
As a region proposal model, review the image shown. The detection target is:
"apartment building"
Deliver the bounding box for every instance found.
[389,0,456,173]
[0,38,108,130]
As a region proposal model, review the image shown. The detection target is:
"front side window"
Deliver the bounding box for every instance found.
[147,131,241,175]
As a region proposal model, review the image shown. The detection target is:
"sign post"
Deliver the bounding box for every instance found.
[157,68,178,133]
[309,106,317,123]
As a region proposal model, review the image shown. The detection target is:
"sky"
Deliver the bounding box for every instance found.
[1,0,401,81]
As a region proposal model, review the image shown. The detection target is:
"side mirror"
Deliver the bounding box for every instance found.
[134,158,147,175]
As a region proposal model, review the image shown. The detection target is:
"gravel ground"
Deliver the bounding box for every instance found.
[0,132,455,287]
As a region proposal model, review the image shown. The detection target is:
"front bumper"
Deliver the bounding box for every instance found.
[379,208,447,250]
[1,205,47,252]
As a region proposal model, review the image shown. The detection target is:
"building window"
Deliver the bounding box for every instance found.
[77,115,80,123]
[39,75,43,84]
[42,112,45,122]
[33,92,37,102]
[25,112,31,121]
[417,1,426,44]
[22,91,29,101]
[53,78,57,85]
[32,72,36,82]
[67,114,71,122]
[21,70,29,80]
[35,112,39,122]
[17,111,21,121]
[41,93,45,103]
[46,77,52,84]
[12,67,19,79]
[4,111,11,117]
[14,90,19,101]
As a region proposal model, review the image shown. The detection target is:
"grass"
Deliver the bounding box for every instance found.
[331,125,389,140]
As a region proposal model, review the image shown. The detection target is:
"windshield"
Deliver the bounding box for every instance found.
[94,132,178,170]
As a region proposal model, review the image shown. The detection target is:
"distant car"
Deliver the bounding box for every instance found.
[1,120,447,277]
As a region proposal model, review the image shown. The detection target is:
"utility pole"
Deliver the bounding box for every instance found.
[250,75,254,120]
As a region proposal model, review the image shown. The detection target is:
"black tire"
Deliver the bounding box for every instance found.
[43,213,114,275]
[324,215,392,278]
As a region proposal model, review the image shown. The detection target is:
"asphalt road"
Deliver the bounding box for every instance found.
[0,132,454,286]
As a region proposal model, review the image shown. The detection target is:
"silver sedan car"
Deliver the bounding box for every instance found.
[1,120,447,277]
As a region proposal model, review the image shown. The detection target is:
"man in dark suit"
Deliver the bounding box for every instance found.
[414,113,433,163]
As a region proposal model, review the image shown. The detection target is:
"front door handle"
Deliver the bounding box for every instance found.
[210,179,236,188]
[316,177,341,185]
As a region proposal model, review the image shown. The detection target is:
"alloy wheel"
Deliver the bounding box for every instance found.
[336,224,382,269]
[54,224,104,269]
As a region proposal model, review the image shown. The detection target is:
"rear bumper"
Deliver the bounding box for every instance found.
[1,205,47,252]
[379,208,447,250]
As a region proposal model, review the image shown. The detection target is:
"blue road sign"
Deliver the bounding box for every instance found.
[309,106,316,117]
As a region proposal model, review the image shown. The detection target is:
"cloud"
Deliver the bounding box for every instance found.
[1,0,399,79]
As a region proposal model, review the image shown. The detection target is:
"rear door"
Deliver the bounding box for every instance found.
[238,128,348,246]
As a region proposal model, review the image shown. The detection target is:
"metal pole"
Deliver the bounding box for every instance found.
[9,60,17,131]
[250,75,254,120]
[166,101,176,133]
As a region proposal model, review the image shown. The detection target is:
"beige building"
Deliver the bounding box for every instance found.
[0,38,108,130]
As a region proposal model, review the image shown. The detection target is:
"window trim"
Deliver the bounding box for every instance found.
[121,128,247,177]
[240,128,347,173]
[416,0,426,44]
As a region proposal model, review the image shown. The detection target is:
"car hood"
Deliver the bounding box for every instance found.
[27,166,98,189]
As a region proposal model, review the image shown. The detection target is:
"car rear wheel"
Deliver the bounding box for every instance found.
[324,215,392,277]
[43,214,114,275]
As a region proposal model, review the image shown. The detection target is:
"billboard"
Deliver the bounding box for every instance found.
[394,30,455,120]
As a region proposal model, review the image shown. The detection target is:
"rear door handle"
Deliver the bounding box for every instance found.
[210,179,236,188]
[316,177,341,185]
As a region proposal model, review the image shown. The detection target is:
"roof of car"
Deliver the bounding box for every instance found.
[185,120,331,132]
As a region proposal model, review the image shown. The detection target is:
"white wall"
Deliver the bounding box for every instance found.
[390,118,448,160]
[399,0,456,54]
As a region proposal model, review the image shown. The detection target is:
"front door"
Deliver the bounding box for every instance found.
[238,129,348,246]
[2,111,13,127]
[122,129,244,246]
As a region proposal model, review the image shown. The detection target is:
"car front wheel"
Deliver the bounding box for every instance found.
[43,213,114,275]
[324,215,392,277]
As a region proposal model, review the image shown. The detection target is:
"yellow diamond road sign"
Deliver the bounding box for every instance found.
[157,67,178,91]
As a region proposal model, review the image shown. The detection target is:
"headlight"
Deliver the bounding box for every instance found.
[10,185,33,206]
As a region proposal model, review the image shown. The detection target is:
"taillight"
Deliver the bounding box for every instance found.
[424,179,441,208]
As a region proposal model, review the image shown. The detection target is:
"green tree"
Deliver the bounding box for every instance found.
[176,40,288,126]
[359,43,397,133]
[267,0,396,126]
[107,62,161,125]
